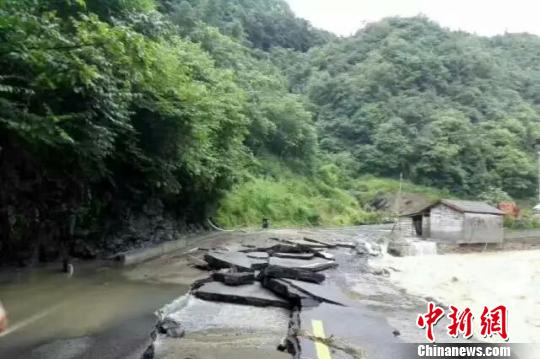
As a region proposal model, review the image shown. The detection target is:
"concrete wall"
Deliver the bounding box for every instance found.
[115,231,223,265]
[429,204,464,243]
[397,217,418,238]
[428,204,503,244]
[504,228,540,241]
[462,212,503,243]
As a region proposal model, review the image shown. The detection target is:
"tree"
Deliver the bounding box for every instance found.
[296,16,540,197]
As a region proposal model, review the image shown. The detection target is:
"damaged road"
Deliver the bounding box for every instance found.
[140,226,437,359]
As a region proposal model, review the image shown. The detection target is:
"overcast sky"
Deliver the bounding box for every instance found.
[285,0,540,37]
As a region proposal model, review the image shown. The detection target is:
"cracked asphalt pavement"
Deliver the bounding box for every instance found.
[141,225,439,359]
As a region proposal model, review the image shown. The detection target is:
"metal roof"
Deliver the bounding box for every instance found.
[401,199,504,216]
[440,199,504,215]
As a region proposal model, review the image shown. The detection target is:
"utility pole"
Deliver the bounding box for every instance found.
[392,172,403,232]
[533,145,540,214]
[537,148,540,203]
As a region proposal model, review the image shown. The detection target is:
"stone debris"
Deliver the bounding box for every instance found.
[193,281,290,308]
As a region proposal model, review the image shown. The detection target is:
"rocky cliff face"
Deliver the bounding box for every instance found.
[102,198,209,256]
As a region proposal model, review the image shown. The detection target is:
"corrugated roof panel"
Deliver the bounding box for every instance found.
[441,199,504,215]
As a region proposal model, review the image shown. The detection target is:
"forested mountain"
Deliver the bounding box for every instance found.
[160,0,334,51]
[266,17,540,200]
[2,0,540,263]
[291,17,540,197]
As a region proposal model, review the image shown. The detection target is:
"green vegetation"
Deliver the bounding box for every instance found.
[504,212,540,230]
[2,0,540,261]
[352,176,451,205]
[286,17,540,198]
[162,0,334,51]
[217,159,380,228]
[0,0,250,228]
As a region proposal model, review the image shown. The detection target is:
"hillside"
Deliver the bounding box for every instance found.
[290,17,540,198]
[1,0,540,262]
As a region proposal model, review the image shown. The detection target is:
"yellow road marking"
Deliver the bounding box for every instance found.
[311,319,332,359]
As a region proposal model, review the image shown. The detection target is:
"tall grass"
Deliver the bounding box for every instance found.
[216,159,453,229]
[216,177,381,228]
[352,176,451,204]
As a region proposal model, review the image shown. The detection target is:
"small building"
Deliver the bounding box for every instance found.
[398,199,504,244]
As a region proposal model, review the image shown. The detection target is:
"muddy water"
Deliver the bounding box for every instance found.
[372,249,540,343]
[0,262,189,359]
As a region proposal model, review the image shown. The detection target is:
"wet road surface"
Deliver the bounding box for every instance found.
[0,225,460,359]
[0,262,188,359]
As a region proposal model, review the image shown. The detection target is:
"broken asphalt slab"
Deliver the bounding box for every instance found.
[276,238,331,249]
[145,230,396,359]
[276,236,357,250]
[280,278,352,306]
[204,251,253,271]
[213,271,255,286]
[243,243,315,254]
[246,251,270,259]
[261,277,320,308]
[193,281,291,308]
[140,227,420,359]
[152,295,291,359]
[302,237,337,248]
[273,252,315,260]
[268,257,337,272]
[204,251,268,271]
[262,265,326,284]
[314,250,335,260]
